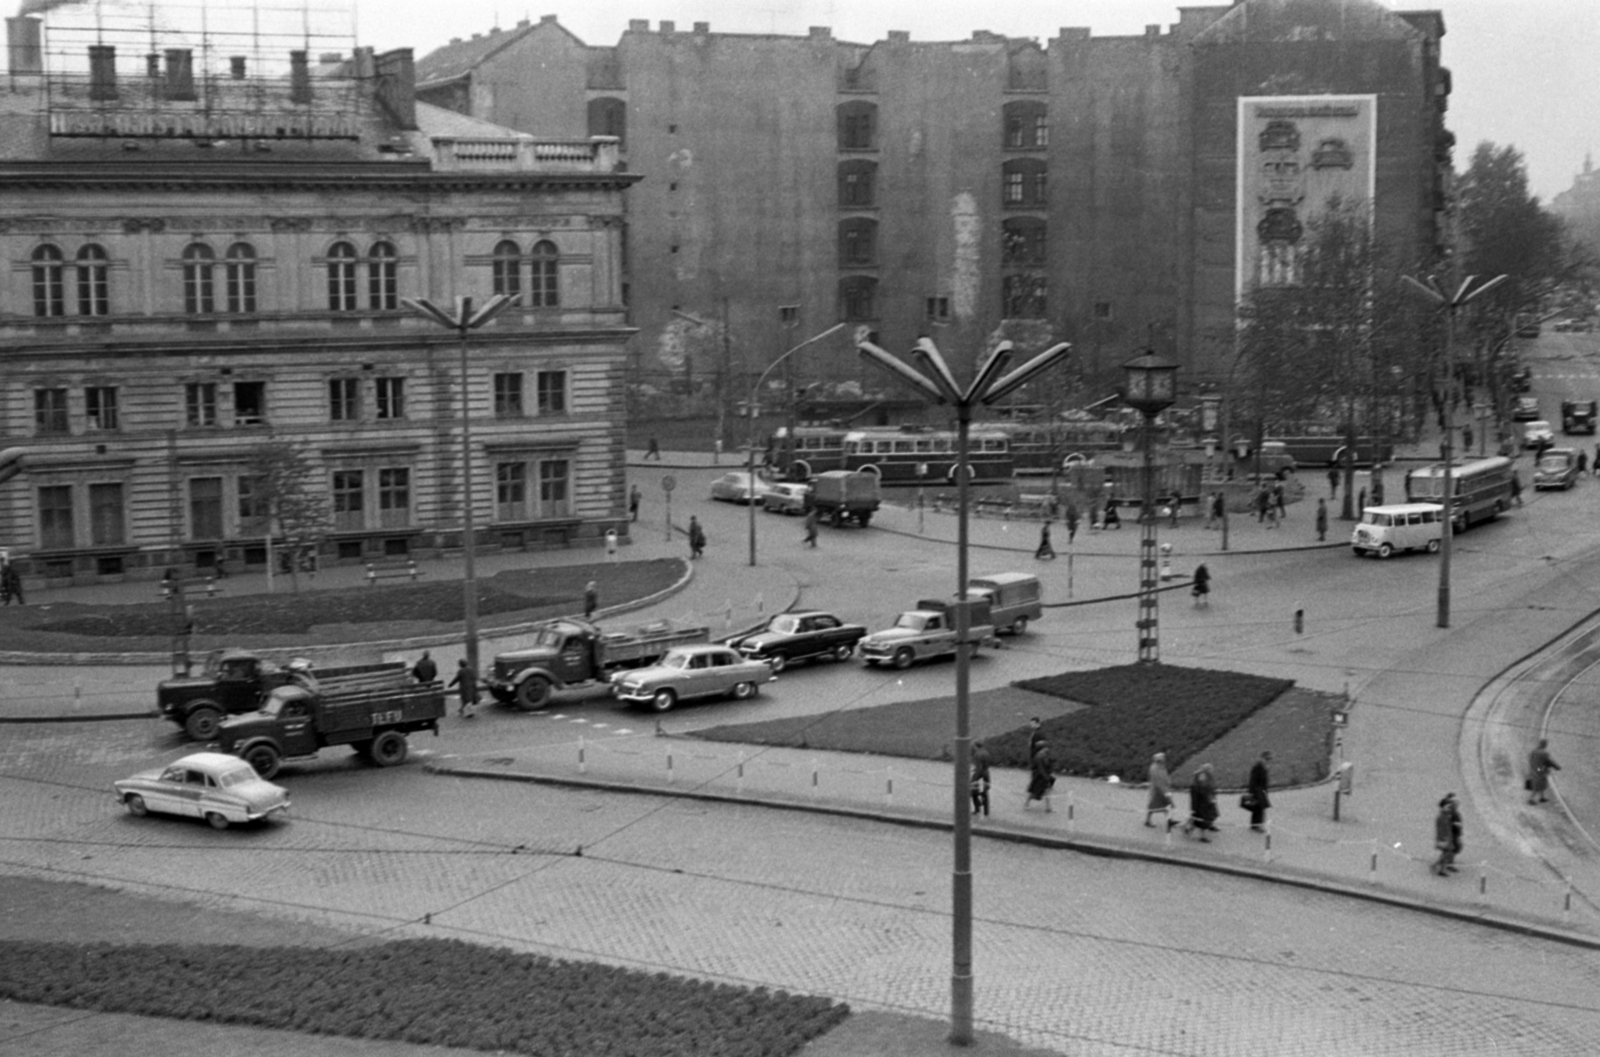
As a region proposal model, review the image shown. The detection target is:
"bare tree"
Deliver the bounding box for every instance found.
[240,435,329,593]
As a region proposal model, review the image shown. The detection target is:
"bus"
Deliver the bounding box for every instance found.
[766,426,849,480]
[1404,456,1514,530]
[988,420,1127,475]
[842,426,1014,484]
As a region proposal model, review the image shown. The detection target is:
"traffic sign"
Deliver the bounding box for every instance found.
[662,475,676,493]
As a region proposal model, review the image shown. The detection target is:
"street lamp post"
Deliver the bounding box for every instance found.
[744,323,846,566]
[402,294,519,677]
[856,331,1071,1046]
[1121,350,1179,664]
[1400,273,1507,629]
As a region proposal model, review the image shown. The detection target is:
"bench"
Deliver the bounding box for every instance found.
[366,559,423,585]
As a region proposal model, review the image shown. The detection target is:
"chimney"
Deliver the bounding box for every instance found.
[88,44,117,99]
[164,48,195,100]
[373,48,416,130]
[289,49,311,103]
[7,16,42,76]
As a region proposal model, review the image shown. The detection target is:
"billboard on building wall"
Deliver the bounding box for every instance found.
[1235,95,1377,302]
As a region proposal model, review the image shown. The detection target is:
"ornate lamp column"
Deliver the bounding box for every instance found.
[1121,350,1179,664]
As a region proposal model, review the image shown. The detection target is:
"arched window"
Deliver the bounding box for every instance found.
[586,97,626,147]
[368,241,397,309]
[224,242,256,314]
[327,241,357,311]
[31,244,64,317]
[492,240,522,301]
[74,244,109,316]
[836,101,877,151]
[838,218,878,268]
[1001,218,1047,266]
[182,243,215,314]
[1003,100,1048,150]
[838,276,877,322]
[529,240,559,308]
[837,160,877,208]
[1002,159,1047,208]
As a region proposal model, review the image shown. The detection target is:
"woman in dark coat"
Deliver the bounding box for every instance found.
[1183,763,1219,841]
[1025,742,1055,811]
[1246,751,1272,830]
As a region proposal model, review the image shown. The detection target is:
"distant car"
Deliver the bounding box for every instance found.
[1512,396,1541,421]
[1533,448,1580,490]
[1511,366,1534,394]
[710,471,778,505]
[610,644,775,712]
[762,482,812,515]
[113,752,290,830]
[730,610,867,672]
[1522,420,1555,449]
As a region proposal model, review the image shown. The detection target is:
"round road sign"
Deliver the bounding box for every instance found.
[661,475,676,493]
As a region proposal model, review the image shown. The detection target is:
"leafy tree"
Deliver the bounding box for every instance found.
[240,435,329,593]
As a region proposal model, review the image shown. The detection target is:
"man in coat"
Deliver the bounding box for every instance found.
[1527,739,1561,804]
[449,659,480,718]
[1315,498,1329,542]
[1144,752,1173,828]
[411,651,438,684]
[1433,793,1461,875]
[1246,750,1272,831]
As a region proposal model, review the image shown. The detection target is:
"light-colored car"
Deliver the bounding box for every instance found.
[1350,503,1443,559]
[1522,420,1554,449]
[1533,448,1580,490]
[762,482,812,515]
[1512,396,1541,421]
[611,644,775,712]
[113,751,290,829]
[710,471,778,505]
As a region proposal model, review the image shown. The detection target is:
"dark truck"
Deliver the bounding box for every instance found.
[808,469,880,527]
[1561,400,1597,435]
[487,617,709,710]
[213,680,444,779]
[156,648,408,741]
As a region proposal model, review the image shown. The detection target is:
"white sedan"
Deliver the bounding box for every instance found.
[611,644,775,712]
[710,471,778,505]
[1522,420,1555,449]
[113,751,291,830]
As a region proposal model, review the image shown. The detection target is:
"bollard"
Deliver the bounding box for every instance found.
[1067,551,1074,598]
[408,558,418,581]
[1565,887,1574,920]
[1294,606,1304,635]
[736,752,745,795]
[366,563,376,586]
[1263,829,1273,863]
[811,759,819,795]
[1479,869,1487,898]
[1333,787,1342,822]
[666,753,674,783]
[74,678,82,711]
[1159,542,1173,581]
[724,601,733,631]
[755,593,764,618]
[885,767,894,807]
[578,735,586,774]
[206,576,216,597]
[1370,850,1379,881]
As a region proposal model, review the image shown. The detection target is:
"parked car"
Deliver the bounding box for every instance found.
[1350,503,1443,559]
[1533,448,1580,490]
[762,482,812,515]
[730,610,867,672]
[1512,396,1541,421]
[710,471,779,505]
[113,751,290,830]
[1522,420,1554,449]
[611,644,775,712]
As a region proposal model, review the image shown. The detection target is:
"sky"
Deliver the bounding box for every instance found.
[340,0,1595,204]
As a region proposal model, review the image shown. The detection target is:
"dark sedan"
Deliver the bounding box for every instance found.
[731,610,867,672]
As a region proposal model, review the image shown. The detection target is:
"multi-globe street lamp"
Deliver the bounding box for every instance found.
[1121,350,1180,664]
[855,330,1071,1046]
[402,293,519,677]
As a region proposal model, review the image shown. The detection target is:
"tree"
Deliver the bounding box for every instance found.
[240,435,329,593]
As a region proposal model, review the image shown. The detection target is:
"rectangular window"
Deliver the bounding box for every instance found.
[537,458,571,518]
[496,461,527,521]
[332,469,364,531]
[233,381,265,425]
[186,382,217,426]
[329,378,359,421]
[1093,301,1113,321]
[1034,114,1049,147]
[38,485,73,550]
[189,477,223,540]
[494,373,524,418]
[34,388,69,434]
[1005,172,1023,204]
[536,370,567,415]
[926,297,951,322]
[237,474,267,531]
[89,482,124,545]
[375,377,405,420]
[378,467,409,527]
[84,386,119,431]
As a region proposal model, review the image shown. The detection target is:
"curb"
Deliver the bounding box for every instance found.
[428,761,1600,952]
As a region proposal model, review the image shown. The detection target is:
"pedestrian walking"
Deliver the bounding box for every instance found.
[644,437,662,461]
[1088,501,1102,532]
[628,484,641,522]
[803,508,819,548]
[1510,472,1523,507]
[1327,467,1339,498]
[688,516,706,559]
[1182,763,1219,841]
[1315,498,1328,541]
[1166,492,1181,528]
[1526,738,1561,804]
[1027,716,1046,761]
[1370,471,1385,506]
[1065,502,1080,544]
[1432,793,1461,875]
[1255,487,1270,523]
[1034,521,1056,560]
[1025,741,1056,812]
[1244,751,1271,831]
[583,580,599,620]
[411,650,438,684]
[1,559,23,606]
[1144,752,1174,828]
[1191,563,1210,607]
[1357,487,1367,515]
[1103,503,1121,530]
[1593,442,1600,477]
[1273,480,1286,520]
[449,658,480,718]
[1579,451,1590,475]
[1206,491,1224,530]
[970,740,992,818]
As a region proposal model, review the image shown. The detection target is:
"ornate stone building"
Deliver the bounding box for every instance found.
[0,8,637,587]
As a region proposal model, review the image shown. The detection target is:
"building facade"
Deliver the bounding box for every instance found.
[414,0,1449,407]
[0,9,637,587]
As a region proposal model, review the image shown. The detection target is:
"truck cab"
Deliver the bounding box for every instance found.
[964,573,1043,635]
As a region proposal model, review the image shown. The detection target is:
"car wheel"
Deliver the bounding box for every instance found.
[650,689,677,713]
[858,512,872,527]
[185,705,223,742]
[731,681,757,700]
[768,654,789,674]
[1377,543,1393,559]
[893,648,915,670]
[832,643,854,662]
[244,744,282,780]
[1011,616,1029,636]
[205,812,230,831]
[1426,539,1441,554]
[125,794,147,817]
[516,676,553,711]
[370,731,409,767]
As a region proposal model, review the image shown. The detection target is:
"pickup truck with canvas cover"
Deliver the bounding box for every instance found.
[860,599,995,670]
[157,649,408,741]
[213,680,445,779]
[487,617,709,710]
